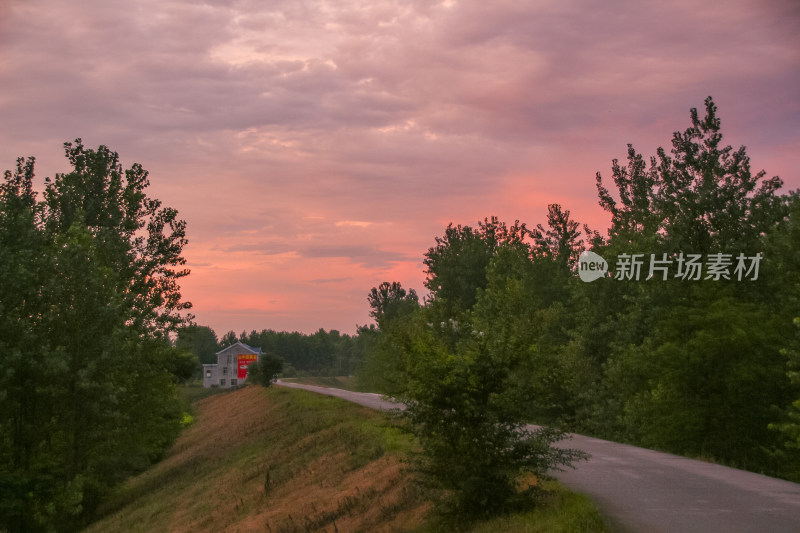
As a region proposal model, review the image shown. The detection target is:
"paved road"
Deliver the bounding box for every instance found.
[276,379,404,411]
[274,380,800,532]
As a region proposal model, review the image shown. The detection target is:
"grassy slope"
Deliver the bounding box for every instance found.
[84,386,609,533]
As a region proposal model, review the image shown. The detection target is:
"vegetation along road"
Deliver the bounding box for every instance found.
[276,380,800,533]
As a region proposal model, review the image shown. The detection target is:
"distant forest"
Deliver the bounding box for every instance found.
[176,324,371,377]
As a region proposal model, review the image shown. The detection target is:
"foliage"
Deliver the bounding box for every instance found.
[766,195,800,474]
[219,329,238,348]
[530,204,584,268]
[357,282,421,394]
[367,281,419,329]
[401,306,586,518]
[423,216,527,319]
[774,318,800,448]
[595,96,784,253]
[175,324,218,365]
[164,348,199,383]
[583,98,796,476]
[357,96,800,502]
[359,217,587,518]
[0,141,191,532]
[246,353,285,387]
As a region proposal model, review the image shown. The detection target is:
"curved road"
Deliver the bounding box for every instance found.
[276,380,800,532]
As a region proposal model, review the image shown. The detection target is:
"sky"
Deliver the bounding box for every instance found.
[1,0,798,337]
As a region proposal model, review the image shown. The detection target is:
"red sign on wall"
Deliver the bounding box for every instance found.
[237,354,258,379]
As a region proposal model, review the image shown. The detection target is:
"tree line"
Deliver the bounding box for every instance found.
[357,98,800,517]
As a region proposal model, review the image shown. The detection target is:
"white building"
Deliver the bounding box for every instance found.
[203,341,262,388]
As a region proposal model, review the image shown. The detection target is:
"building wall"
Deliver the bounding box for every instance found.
[203,343,261,388]
[202,361,240,388]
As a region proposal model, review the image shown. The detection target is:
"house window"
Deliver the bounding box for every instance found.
[220,379,226,386]
[205,370,211,378]
[223,367,228,375]
[231,379,238,386]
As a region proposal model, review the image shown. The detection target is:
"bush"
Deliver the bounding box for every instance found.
[401,310,587,520]
[247,354,284,387]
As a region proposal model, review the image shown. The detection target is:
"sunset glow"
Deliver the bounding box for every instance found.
[1,0,797,335]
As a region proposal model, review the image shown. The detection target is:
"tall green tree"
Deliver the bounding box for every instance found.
[367,281,419,329]
[764,193,800,479]
[0,140,192,532]
[219,330,239,348]
[390,216,587,519]
[474,215,585,425]
[401,245,586,518]
[582,98,795,477]
[246,353,284,387]
[530,203,584,268]
[423,216,527,319]
[176,324,219,365]
[595,96,784,255]
[356,282,420,394]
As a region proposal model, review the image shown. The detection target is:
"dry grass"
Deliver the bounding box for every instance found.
[85,386,427,533]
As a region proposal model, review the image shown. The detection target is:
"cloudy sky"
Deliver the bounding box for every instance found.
[1,0,798,336]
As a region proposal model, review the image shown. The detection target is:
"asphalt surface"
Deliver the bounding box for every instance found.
[274,380,800,532]
[276,379,404,411]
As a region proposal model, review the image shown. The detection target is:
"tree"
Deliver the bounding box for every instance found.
[401,304,586,519]
[765,194,800,480]
[246,354,284,387]
[0,140,192,532]
[391,216,586,519]
[176,324,219,365]
[656,97,783,254]
[239,328,364,377]
[423,217,527,318]
[367,281,419,329]
[595,96,784,254]
[581,98,795,477]
[219,330,239,348]
[357,282,420,394]
[774,317,800,474]
[595,143,661,245]
[530,203,584,268]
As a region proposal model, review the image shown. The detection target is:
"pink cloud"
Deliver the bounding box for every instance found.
[0,0,797,335]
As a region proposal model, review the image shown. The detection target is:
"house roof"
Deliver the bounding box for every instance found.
[215,341,263,355]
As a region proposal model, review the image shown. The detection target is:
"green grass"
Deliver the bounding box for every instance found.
[459,482,610,533]
[405,480,611,533]
[176,380,233,406]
